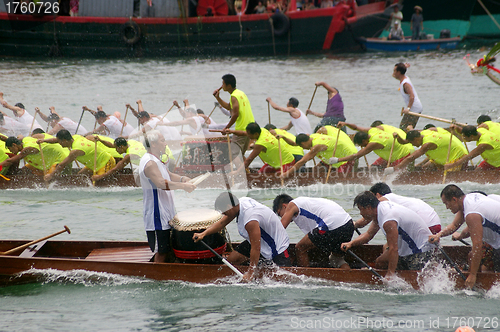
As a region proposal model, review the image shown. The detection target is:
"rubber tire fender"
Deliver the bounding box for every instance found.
[121,21,141,45]
[270,12,290,37]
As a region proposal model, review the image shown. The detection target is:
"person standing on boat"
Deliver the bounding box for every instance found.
[386,129,468,175]
[273,194,354,268]
[342,191,434,277]
[266,97,312,135]
[0,93,43,133]
[410,6,423,40]
[213,74,255,159]
[306,82,346,133]
[333,121,414,168]
[193,192,291,281]
[393,62,423,131]
[430,185,500,289]
[389,5,402,30]
[139,130,196,263]
[443,125,500,171]
[36,107,88,136]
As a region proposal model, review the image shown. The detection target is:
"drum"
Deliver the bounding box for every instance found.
[177,136,230,172]
[169,208,227,263]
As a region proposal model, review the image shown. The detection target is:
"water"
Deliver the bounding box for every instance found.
[1,49,500,331]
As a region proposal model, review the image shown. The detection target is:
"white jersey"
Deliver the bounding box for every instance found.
[237,197,289,259]
[377,201,433,256]
[290,108,312,135]
[399,77,423,114]
[464,193,500,249]
[0,116,30,136]
[139,153,175,231]
[16,110,42,131]
[58,117,88,136]
[487,194,500,203]
[383,193,440,228]
[291,197,351,234]
[103,115,134,139]
[147,117,182,141]
[189,116,204,136]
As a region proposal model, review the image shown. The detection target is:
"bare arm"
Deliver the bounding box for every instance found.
[0,147,38,167]
[464,213,484,288]
[144,160,195,191]
[341,220,380,251]
[444,144,489,170]
[337,121,371,133]
[394,143,434,171]
[280,121,293,131]
[379,220,400,276]
[245,220,262,280]
[280,202,299,229]
[281,145,322,177]
[337,142,380,163]
[92,154,131,181]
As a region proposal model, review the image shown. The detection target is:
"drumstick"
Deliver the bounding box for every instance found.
[189,172,211,186]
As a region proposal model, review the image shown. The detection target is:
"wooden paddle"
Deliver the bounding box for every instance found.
[277,136,284,187]
[442,119,455,184]
[307,85,318,112]
[75,108,85,135]
[38,142,47,176]
[346,249,384,281]
[29,109,38,135]
[0,226,71,255]
[119,105,130,136]
[198,239,244,278]
[207,104,218,119]
[153,103,176,129]
[382,136,396,181]
[226,134,235,187]
[93,138,98,186]
[267,100,271,124]
[400,109,467,127]
[325,126,342,184]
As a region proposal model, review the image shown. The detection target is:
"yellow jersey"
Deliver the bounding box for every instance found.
[255,128,294,168]
[230,89,255,131]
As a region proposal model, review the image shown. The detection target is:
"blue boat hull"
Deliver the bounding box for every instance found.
[360,37,461,52]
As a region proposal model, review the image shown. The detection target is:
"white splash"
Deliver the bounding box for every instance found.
[417,260,457,294]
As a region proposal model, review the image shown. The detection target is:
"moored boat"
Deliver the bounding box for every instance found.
[0,239,497,290]
[360,36,461,52]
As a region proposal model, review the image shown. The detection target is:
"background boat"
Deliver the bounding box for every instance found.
[360,36,462,52]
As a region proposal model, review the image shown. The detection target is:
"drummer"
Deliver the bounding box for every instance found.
[193,192,291,281]
[273,194,354,268]
[139,130,196,263]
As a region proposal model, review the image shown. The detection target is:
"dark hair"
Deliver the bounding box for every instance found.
[370,120,383,127]
[296,133,310,146]
[469,190,488,196]
[48,113,60,121]
[288,97,299,108]
[353,191,380,208]
[440,184,465,201]
[246,122,261,135]
[95,111,107,119]
[405,130,421,142]
[32,128,45,135]
[196,109,204,115]
[222,74,236,89]
[56,129,73,141]
[462,125,478,138]
[114,137,128,147]
[423,123,436,130]
[477,115,491,124]
[0,113,4,122]
[272,194,293,214]
[14,103,25,110]
[214,192,239,213]
[395,62,407,75]
[369,182,392,196]
[5,136,22,148]
[353,131,369,145]
[264,124,277,130]
[138,111,150,119]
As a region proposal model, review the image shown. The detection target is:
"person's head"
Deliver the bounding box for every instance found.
[476,114,491,125]
[370,120,383,127]
[214,192,240,216]
[5,136,23,154]
[423,123,436,130]
[48,113,60,125]
[273,194,293,217]
[137,111,150,125]
[222,74,236,91]
[461,125,479,141]
[95,110,107,124]
[264,124,277,130]
[353,131,369,147]
[196,109,205,115]
[414,5,422,13]
[353,191,379,221]
[393,62,407,79]
[394,21,399,27]
[56,129,74,148]
[296,133,312,149]
[288,97,299,108]
[143,130,166,152]
[114,137,129,154]
[440,184,465,214]
[369,182,392,197]
[0,112,4,126]
[246,122,261,139]
[393,5,399,12]
[405,130,423,146]
[14,103,25,110]
[32,128,45,135]
[183,107,197,118]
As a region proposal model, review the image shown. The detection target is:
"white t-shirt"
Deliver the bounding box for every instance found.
[58,117,88,136]
[237,197,289,259]
[147,117,182,141]
[377,201,433,256]
[464,193,500,249]
[0,116,30,136]
[139,153,175,231]
[291,197,351,234]
[103,116,134,139]
[384,193,440,228]
[290,108,312,135]
[399,77,423,114]
[16,110,42,131]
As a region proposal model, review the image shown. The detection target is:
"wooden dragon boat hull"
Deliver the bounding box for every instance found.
[0,240,498,290]
[0,167,499,189]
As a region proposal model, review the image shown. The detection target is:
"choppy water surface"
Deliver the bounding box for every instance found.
[1,49,500,331]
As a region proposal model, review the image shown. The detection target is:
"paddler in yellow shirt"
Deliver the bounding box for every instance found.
[38,129,116,182]
[444,125,500,171]
[1,135,69,176]
[264,124,304,162]
[387,129,468,175]
[0,136,13,175]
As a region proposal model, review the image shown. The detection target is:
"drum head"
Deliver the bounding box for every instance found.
[170,208,223,231]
